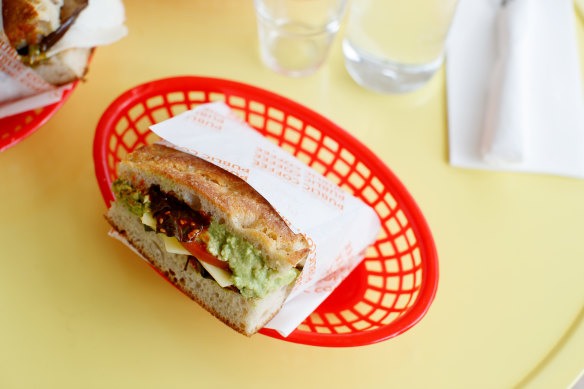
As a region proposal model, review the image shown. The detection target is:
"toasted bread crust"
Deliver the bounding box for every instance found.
[118,143,309,271]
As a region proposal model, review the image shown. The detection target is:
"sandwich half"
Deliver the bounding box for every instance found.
[2,0,91,85]
[105,143,310,336]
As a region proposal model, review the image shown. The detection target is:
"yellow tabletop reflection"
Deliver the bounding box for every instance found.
[1,1,584,388]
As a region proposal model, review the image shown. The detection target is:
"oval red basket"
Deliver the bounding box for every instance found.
[0,84,77,152]
[93,76,438,347]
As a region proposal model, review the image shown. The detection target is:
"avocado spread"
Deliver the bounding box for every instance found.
[112,179,299,298]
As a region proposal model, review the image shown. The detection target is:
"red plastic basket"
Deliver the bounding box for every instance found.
[0,84,77,152]
[93,76,438,347]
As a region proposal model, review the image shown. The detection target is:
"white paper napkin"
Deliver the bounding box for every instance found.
[446,0,584,178]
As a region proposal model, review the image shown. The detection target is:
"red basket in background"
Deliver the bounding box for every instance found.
[0,84,77,152]
[93,76,438,347]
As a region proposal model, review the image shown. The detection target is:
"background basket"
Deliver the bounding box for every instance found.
[0,85,77,152]
[93,76,438,347]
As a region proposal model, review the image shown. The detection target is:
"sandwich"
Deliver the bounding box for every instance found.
[2,0,92,85]
[105,143,310,336]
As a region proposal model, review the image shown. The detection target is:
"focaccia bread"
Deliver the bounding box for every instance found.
[106,143,310,335]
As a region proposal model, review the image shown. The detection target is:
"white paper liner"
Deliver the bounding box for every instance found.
[149,102,381,337]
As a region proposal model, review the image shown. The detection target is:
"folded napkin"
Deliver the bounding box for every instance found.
[446,0,584,178]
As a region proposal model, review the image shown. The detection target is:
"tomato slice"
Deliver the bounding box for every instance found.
[181,241,230,271]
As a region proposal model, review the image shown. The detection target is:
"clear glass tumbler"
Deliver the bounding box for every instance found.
[254,0,349,77]
[342,0,459,93]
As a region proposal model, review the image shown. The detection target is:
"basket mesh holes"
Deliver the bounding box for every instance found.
[340,148,356,165]
[122,129,138,150]
[353,320,372,330]
[364,288,382,304]
[370,308,388,322]
[385,192,398,210]
[310,160,327,175]
[128,104,145,121]
[362,186,379,205]
[395,294,411,310]
[334,325,351,333]
[228,95,246,108]
[151,107,170,124]
[387,217,401,235]
[340,310,358,322]
[347,171,365,191]
[167,92,185,103]
[136,116,152,133]
[316,147,335,165]
[413,248,422,266]
[385,276,401,291]
[24,115,33,124]
[286,115,302,130]
[209,92,226,102]
[325,171,341,186]
[248,113,265,130]
[324,313,341,325]
[107,154,115,171]
[402,274,415,291]
[406,228,417,246]
[356,162,371,179]
[309,313,324,325]
[267,107,284,121]
[381,294,397,309]
[323,136,339,152]
[266,119,283,136]
[315,326,332,334]
[333,159,350,177]
[303,125,320,140]
[378,241,395,257]
[188,91,206,103]
[371,176,384,194]
[365,245,379,259]
[300,137,318,153]
[115,117,128,135]
[364,260,382,272]
[415,269,423,287]
[170,104,188,116]
[354,301,373,316]
[375,201,391,219]
[249,100,265,114]
[230,108,246,121]
[384,259,399,273]
[382,312,401,325]
[368,275,383,288]
[146,95,164,108]
[145,131,161,145]
[400,253,414,272]
[297,324,311,332]
[395,235,409,253]
[1,131,10,139]
[281,143,296,155]
[295,151,312,166]
[283,128,301,145]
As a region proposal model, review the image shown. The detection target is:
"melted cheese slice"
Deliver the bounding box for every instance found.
[141,211,233,288]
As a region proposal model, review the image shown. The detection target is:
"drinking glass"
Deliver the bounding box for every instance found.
[342,0,459,93]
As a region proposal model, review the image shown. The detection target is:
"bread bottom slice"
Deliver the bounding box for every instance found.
[35,48,92,86]
[105,202,293,336]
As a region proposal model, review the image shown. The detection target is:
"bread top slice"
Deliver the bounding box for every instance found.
[2,0,64,48]
[117,143,309,273]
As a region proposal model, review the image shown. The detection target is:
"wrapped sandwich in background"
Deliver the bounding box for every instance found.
[0,0,127,118]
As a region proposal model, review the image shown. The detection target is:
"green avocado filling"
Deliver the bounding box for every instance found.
[112,179,299,298]
[112,179,148,217]
[206,221,299,298]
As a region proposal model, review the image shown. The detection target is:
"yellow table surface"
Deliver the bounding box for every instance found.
[2,1,584,388]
